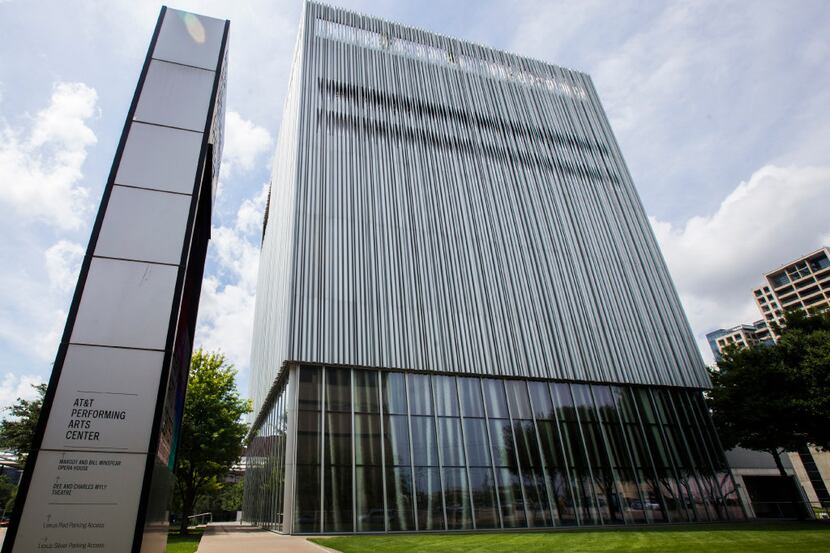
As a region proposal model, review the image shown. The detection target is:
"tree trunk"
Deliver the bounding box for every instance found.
[770,448,788,478]
[770,448,805,520]
[179,485,196,535]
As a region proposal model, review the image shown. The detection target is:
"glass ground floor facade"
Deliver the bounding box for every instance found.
[243,365,745,533]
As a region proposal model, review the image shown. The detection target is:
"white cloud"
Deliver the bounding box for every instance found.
[0,266,70,364]
[196,278,257,375]
[195,183,269,386]
[652,164,830,363]
[0,372,45,413]
[506,1,830,225]
[44,240,84,292]
[220,110,272,177]
[235,184,269,237]
[0,82,97,230]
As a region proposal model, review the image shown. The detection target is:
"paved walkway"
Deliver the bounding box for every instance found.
[196,523,333,553]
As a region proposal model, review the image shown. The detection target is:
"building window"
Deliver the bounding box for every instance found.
[245,367,742,533]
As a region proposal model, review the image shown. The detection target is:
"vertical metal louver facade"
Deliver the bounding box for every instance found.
[244,2,748,534]
[250,1,709,419]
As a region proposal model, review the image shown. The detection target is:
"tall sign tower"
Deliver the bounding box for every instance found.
[2,7,228,552]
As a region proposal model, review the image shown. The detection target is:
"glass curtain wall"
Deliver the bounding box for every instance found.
[248,365,744,533]
[242,377,289,531]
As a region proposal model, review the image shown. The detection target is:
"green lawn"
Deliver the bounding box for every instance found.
[166,529,204,553]
[311,522,830,553]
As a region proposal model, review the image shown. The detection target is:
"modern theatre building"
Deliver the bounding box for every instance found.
[243,2,745,533]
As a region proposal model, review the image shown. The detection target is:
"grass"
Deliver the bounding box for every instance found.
[166,528,204,553]
[310,522,830,553]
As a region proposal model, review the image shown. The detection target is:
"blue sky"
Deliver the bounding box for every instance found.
[1,0,829,407]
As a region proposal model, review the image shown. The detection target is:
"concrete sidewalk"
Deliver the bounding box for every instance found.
[196,523,334,553]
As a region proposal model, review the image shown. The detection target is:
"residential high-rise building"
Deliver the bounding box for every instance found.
[753,246,830,336]
[705,320,772,362]
[243,2,744,534]
[706,247,829,361]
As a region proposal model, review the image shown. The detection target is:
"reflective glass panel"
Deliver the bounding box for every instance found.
[325,412,352,466]
[551,383,576,421]
[411,415,439,466]
[438,417,465,466]
[617,386,640,424]
[356,466,385,531]
[528,381,554,419]
[523,469,553,527]
[616,467,647,523]
[326,367,351,412]
[355,413,382,466]
[414,466,444,530]
[720,471,745,519]
[593,468,622,523]
[444,467,472,529]
[634,388,657,423]
[496,467,527,528]
[458,377,484,417]
[463,418,491,467]
[549,468,577,525]
[382,372,408,415]
[469,467,500,528]
[489,419,516,468]
[324,465,353,532]
[639,468,668,522]
[383,414,411,466]
[536,419,566,468]
[482,379,508,419]
[505,380,533,419]
[354,369,380,413]
[514,419,542,469]
[408,374,433,415]
[591,385,617,422]
[571,384,596,422]
[298,366,321,411]
[386,466,416,531]
[296,410,321,465]
[433,375,459,416]
[295,464,320,532]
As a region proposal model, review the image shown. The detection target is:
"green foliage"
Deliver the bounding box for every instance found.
[775,309,830,450]
[5,483,17,513]
[174,349,251,533]
[708,309,830,472]
[219,479,244,512]
[311,523,830,553]
[184,478,243,515]
[0,474,16,514]
[0,382,47,463]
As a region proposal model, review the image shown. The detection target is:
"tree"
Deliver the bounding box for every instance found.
[708,339,806,476]
[174,350,251,534]
[708,309,830,474]
[0,383,47,463]
[775,309,830,451]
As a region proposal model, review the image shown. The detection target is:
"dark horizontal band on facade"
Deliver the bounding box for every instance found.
[319,79,609,155]
[317,109,620,185]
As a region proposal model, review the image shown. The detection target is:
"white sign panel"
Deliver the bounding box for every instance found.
[41,346,165,453]
[13,450,145,551]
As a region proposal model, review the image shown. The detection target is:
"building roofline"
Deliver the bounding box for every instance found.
[305,0,590,79]
[762,245,830,277]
